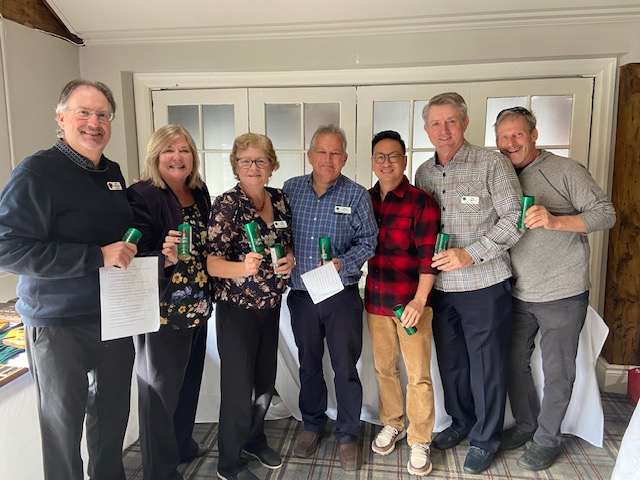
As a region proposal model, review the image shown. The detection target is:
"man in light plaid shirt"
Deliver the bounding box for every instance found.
[414,92,522,475]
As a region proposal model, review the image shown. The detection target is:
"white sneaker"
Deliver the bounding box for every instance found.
[371,425,406,455]
[407,443,433,476]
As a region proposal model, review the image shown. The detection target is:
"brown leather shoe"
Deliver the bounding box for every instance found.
[294,430,321,458]
[339,441,362,471]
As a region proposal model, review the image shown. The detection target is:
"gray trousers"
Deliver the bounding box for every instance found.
[26,323,134,480]
[508,292,588,447]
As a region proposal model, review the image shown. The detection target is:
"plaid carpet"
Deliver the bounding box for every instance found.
[123,392,634,479]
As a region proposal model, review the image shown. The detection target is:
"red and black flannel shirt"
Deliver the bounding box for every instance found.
[365,176,440,316]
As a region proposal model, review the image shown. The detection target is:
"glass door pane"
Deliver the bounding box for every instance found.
[357,84,470,186]
[249,87,356,185]
[469,78,593,167]
[151,88,248,197]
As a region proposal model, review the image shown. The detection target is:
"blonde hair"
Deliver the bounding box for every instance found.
[229,132,279,180]
[139,125,204,189]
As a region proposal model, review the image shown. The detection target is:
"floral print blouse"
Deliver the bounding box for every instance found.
[207,184,292,310]
[160,204,212,329]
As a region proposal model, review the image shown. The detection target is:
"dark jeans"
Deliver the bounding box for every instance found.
[508,292,588,447]
[431,279,513,453]
[288,285,363,443]
[26,323,134,480]
[216,301,280,476]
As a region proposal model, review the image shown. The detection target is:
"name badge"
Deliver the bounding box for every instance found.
[335,206,351,214]
[461,196,479,205]
[274,220,288,228]
[107,181,122,191]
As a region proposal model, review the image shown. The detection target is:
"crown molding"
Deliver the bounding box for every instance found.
[79,6,640,46]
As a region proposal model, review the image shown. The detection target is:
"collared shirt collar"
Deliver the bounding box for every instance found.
[434,141,471,166]
[372,175,409,200]
[55,138,107,172]
[305,172,344,193]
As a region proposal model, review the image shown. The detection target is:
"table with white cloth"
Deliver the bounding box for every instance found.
[1,303,608,480]
[196,301,609,447]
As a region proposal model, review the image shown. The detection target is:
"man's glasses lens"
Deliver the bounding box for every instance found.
[497,106,532,118]
[71,108,114,122]
[373,153,404,164]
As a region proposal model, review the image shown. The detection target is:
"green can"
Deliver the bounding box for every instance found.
[177,223,192,261]
[319,236,332,264]
[434,232,450,254]
[270,243,285,277]
[122,227,142,245]
[244,221,267,257]
[518,195,535,229]
[392,304,417,335]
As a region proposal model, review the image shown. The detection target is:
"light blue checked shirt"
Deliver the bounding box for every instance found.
[283,174,378,290]
[415,141,522,292]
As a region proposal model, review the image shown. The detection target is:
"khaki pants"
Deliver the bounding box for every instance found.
[367,307,435,445]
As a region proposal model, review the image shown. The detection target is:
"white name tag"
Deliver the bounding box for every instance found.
[335,206,351,214]
[107,181,122,191]
[274,220,288,228]
[461,196,479,205]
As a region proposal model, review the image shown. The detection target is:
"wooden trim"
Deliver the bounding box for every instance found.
[0,0,82,44]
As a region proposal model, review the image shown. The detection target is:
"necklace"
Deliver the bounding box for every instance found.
[252,191,266,212]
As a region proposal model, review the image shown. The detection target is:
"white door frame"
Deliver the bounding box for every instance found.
[133,58,617,313]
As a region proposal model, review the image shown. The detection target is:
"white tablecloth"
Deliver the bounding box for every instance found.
[1,304,608,479]
[197,301,609,447]
[612,400,640,479]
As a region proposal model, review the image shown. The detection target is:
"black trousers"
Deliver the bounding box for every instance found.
[26,323,134,480]
[287,285,363,442]
[134,322,207,480]
[431,279,513,453]
[216,301,280,476]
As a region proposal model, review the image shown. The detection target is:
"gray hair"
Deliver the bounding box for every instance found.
[309,124,347,152]
[493,106,537,138]
[55,79,116,138]
[421,92,468,124]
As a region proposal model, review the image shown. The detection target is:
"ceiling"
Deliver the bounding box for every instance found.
[44,0,640,46]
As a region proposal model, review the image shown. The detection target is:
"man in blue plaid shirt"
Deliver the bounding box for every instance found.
[414,92,522,475]
[283,124,377,472]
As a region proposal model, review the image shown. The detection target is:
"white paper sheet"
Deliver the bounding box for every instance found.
[99,257,160,340]
[300,262,344,304]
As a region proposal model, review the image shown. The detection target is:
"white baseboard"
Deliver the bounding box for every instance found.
[597,356,640,394]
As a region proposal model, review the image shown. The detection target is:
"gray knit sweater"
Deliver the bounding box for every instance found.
[510,151,616,302]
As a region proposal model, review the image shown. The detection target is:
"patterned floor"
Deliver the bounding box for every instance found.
[123,392,635,479]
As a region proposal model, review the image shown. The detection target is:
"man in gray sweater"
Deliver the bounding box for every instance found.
[494,106,616,471]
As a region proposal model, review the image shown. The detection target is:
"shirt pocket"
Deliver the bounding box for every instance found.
[455,181,485,214]
[383,216,412,251]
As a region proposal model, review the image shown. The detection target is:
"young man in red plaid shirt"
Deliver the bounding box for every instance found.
[365,130,440,476]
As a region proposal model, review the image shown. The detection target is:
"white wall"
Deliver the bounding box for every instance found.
[78,19,640,183]
[621,37,640,64]
[0,19,80,300]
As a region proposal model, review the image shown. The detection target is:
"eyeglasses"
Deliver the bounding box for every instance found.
[372,152,405,164]
[68,108,114,123]
[237,158,270,169]
[496,106,533,119]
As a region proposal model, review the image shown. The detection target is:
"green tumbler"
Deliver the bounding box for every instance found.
[518,196,535,229]
[392,304,417,335]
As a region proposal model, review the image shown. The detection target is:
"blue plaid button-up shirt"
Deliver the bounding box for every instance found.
[283,174,378,290]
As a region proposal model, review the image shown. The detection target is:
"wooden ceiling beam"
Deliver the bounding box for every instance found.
[0,0,83,44]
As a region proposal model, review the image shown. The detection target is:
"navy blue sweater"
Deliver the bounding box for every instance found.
[0,143,133,327]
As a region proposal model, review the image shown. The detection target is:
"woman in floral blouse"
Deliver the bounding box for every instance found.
[128,124,212,480]
[207,133,294,480]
